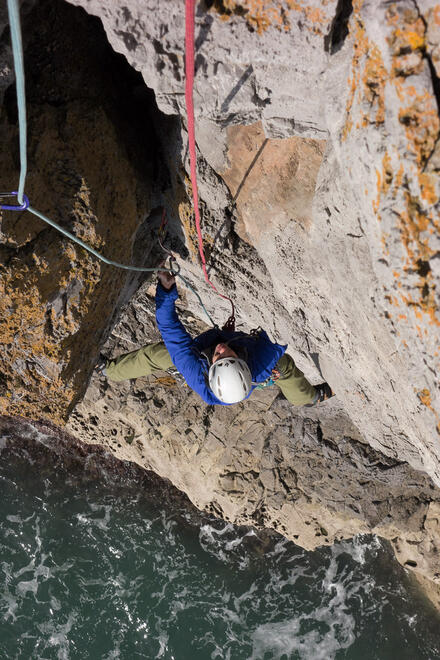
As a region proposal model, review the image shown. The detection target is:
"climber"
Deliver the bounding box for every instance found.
[99,269,333,406]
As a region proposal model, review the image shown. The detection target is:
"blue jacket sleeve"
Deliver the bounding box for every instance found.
[155,283,193,360]
[155,283,224,405]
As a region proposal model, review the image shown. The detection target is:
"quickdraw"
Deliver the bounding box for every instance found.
[0,191,29,211]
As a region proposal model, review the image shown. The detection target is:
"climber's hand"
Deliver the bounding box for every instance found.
[158,261,176,291]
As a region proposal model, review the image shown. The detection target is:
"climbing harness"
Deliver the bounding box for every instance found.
[2,0,218,328]
[254,368,281,390]
[185,0,236,331]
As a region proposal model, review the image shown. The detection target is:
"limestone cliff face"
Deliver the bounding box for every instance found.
[1,0,440,602]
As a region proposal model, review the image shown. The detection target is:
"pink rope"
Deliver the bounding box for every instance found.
[184,0,235,326]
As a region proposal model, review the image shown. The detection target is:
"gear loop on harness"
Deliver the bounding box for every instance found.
[0,191,30,211]
[222,315,236,332]
[254,367,282,389]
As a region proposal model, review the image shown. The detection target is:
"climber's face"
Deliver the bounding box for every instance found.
[212,342,238,364]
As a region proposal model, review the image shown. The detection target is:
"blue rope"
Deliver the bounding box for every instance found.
[4,0,215,327]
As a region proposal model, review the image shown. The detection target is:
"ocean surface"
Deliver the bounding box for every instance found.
[1,422,440,660]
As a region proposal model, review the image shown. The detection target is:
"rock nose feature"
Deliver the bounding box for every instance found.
[1,0,440,607]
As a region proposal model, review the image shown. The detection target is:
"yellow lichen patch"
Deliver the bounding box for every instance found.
[210,1,284,33]
[362,44,387,125]
[373,169,382,214]
[210,0,329,35]
[381,233,390,255]
[303,6,326,25]
[374,154,394,214]
[381,152,393,196]
[372,4,440,334]
[417,389,440,435]
[385,293,399,307]
[418,172,438,205]
[394,163,404,191]
[398,91,440,167]
[0,267,75,423]
[341,5,370,140]
[242,1,284,33]
[178,200,199,263]
[400,192,433,262]
[402,30,424,51]
[386,6,440,169]
[387,6,425,58]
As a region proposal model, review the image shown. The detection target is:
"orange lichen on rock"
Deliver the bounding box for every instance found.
[371,4,440,336]
[387,7,439,170]
[399,193,431,260]
[179,199,199,263]
[393,193,439,326]
[387,6,424,42]
[381,152,393,196]
[0,264,76,423]
[362,44,387,126]
[210,0,330,35]
[374,154,394,215]
[341,5,371,140]
[398,91,440,167]
[394,163,404,190]
[417,389,440,434]
[418,172,439,205]
[210,0,285,33]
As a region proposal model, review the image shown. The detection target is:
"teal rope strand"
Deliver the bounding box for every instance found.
[6,0,215,327]
[28,206,216,326]
[7,0,27,205]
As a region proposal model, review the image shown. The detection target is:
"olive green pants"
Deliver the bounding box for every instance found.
[105,342,316,405]
[105,342,174,381]
[275,354,317,405]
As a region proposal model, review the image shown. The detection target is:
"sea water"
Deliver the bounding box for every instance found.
[1,423,440,660]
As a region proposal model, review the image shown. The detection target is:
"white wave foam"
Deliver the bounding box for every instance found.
[6,513,35,524]
[38,610,78,659]
[247,538,381,659]
[76,503,113,530]
[17,578,38,597]
[198,522,257,569]
[336,534,382,565]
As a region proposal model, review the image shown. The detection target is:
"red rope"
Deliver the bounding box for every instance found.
[184,0,235,327]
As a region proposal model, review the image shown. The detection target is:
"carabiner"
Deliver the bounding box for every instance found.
[0,191,30,211]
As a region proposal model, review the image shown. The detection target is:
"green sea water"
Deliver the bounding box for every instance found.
[1,423,440,660]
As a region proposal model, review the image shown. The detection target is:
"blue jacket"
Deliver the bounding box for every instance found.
[155,284,287,405]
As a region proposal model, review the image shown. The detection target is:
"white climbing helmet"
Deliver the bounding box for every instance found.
[208,358,252,404]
